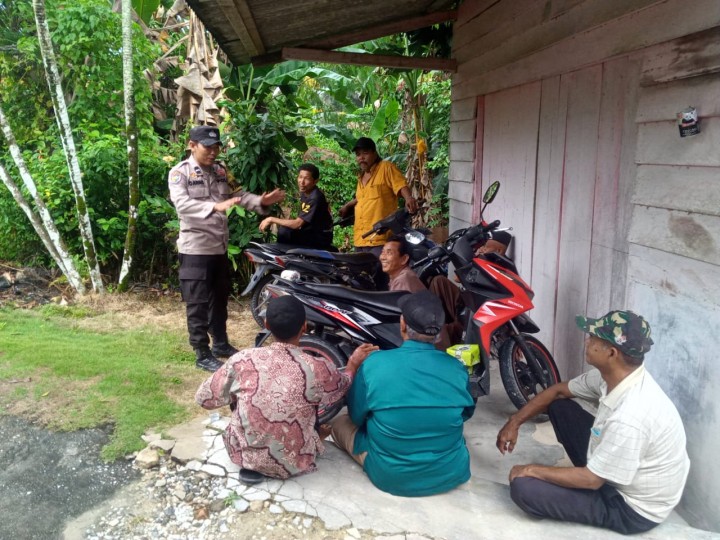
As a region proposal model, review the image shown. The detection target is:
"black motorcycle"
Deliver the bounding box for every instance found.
[242,208,443,327]
[261,182,560,422]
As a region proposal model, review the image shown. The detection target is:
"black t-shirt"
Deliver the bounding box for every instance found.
[280,187,333,249]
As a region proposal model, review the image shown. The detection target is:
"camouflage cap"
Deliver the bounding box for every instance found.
[575,310,654,358]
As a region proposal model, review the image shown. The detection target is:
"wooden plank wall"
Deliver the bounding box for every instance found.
[470,62,639,378]
[450,0,720,376]
[449,0,720,529]
[550,66,603,376]
[452,0,720,99]
[479,82,541,273]
[448,94,477,233]
[627,34,720,531]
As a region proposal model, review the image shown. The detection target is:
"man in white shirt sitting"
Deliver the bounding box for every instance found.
[496,310,690,534]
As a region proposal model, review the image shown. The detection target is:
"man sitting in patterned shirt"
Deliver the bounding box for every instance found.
[195,295,376,484]
[496,310,690,534]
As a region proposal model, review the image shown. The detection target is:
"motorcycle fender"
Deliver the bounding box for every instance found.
[241,264,271,296]
[513,313,540,334]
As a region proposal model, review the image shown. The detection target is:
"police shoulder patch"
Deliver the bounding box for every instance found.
[170,170,183,183]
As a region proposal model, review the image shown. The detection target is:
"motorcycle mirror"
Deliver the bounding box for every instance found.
[483,181,500,204]
[478,181,501,220]
[405,230,425,245]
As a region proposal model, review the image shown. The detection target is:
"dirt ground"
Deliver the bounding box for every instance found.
[0,262,262,427]
[0,262,259,347]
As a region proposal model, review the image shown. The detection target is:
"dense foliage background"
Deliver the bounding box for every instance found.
[0,0,451,291]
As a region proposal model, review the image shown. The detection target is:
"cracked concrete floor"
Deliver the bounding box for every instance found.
[67,362,717,540]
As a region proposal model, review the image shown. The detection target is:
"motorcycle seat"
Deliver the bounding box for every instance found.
[306,282,407,312]
[287,249,378,266]
[287,247,336,260]
[247,242,300,254]
[330,252,379,266]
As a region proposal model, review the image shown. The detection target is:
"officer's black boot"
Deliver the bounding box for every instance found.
[212,342,239,358]
[195,346,224,372]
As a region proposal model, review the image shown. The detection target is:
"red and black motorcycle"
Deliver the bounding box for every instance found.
[263,182,560,420]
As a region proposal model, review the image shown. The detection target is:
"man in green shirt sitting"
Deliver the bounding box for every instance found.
[330,290,475,496]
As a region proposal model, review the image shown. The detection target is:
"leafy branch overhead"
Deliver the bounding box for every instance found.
[0,0,451,291]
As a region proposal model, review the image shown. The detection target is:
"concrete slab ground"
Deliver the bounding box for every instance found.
[164,362,718,539]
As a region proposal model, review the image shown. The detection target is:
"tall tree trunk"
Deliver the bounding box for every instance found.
[32,0,104,293]
[0,106,85,294]
[117,0,139,292]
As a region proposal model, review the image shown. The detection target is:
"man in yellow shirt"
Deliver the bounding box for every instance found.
[339,137,418,257]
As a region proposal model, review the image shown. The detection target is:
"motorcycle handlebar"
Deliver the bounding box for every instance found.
[464,219,501,245]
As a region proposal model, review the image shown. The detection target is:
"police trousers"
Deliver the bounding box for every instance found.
[178,253,231,349]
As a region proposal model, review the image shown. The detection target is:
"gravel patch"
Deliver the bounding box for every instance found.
[68,451,437,540]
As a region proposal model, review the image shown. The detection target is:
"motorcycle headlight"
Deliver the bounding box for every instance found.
[405,230,425,245]
[280,270,301,282]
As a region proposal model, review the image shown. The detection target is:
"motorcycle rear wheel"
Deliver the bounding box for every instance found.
[250,273,277,328]
[299,335,348,424]
[499,334,561,410]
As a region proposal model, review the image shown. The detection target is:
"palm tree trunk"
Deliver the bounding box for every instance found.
[117,0,140,292]
[0,106,85,294]
[32,0,104,293]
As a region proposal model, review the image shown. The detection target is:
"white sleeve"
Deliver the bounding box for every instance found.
[568,368,604,402]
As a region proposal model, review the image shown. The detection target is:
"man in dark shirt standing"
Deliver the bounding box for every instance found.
[259,163,333,250]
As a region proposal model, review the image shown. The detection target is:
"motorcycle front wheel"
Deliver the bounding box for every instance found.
[250,273,277,328]
[299,335,348,424]
[499,334,561,410]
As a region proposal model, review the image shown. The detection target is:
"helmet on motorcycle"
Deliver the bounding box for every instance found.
[398,291,444,336]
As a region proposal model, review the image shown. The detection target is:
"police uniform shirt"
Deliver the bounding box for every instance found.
[168,155,264,255]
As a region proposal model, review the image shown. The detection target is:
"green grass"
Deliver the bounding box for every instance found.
[0,307,200,461]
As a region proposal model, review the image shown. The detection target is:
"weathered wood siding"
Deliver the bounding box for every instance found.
[627,35,720,531]
[460,60,639,378]
[450,0,720,530]
[448,96,476,233]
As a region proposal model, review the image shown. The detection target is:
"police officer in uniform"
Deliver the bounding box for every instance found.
[169,126,285,371]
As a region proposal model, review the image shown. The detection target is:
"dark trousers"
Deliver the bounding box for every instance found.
[429,276,463,351]
[510,400,658,535]
[178,253,231,349]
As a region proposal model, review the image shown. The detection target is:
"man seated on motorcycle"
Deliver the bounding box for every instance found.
[431,230,513,351]
[258,163,334,250]
[329,290,475,497]
[496,311,689,534]
[475,230,512,257]
[195,296,376,484]
[380,235,426,293]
